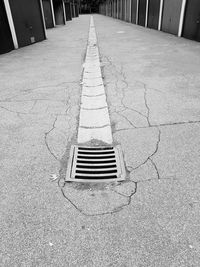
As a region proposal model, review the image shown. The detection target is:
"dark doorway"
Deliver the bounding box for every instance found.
[71,2,75,17]
[131,0,137,24]
[122,0,125,20]
[138,0,147,26]
[161,0,182,35]
[53,0,65,25]
[42,0,54,28]
[182,0,200,42]
[119,0,122,20]
[9,0,45,48]
[114,0,117,18]
[0,1,14,54]
[74,4,79,17]
[65,2,72,21]
[148,0,160,30]
[125,0,131,22]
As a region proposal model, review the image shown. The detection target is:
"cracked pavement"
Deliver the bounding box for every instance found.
[0,14,200,266]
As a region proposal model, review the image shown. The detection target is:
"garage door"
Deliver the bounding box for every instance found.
[42,0,54,28]
[131,0,137,24]
[138,0,147,26]
[161,0,182,35]
[182,0,200,42]
[148,0,160,30]
[65,2,72,21]
[9,0,45,47]
[0,1,14,54]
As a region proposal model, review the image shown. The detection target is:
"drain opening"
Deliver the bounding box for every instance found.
[66,145,126,182]
[78,147,113,151]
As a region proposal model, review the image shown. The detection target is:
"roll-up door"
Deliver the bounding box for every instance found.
[161,0,182,35]
[182,0,200,42]
[9,0,45,47]
[42,0,54,28]
[0,1,14,54]
[138,0,147,26]
[131,0,137,24]
[148,0,160,30]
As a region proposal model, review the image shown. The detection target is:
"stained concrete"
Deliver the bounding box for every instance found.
[0,14,200,266]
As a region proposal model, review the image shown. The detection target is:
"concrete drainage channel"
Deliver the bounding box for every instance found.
[60,16,136,216]
[66,16,126,183]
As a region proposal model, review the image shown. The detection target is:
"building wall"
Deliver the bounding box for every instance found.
[99,0,200,42]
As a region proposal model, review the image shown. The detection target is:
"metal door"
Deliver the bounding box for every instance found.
[126,0,131,22]
[161,0,182,35]
[122,0,125,20]
[131,0,137,24]
[138,0,146,26]
[148,0,160,29]
[182,0,200,42]
[53,0,65,24]
[65,2,72,20]
[108,1,111,16]
[9,0,45,47]
[71,3,75,17]
[0,1,14,54]
[117,0,120,19]
[42,0,54,28]
[113,0,116,17]
[75,4,79,17]
[114,0,117,17]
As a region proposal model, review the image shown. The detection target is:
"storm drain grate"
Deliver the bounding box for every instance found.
[66,145,126,182]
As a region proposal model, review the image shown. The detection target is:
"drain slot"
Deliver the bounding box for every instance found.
[66,145,126,183]
[76,164,117,169]
[76,170,117,174]
[75,175,117,179]
[78,151,115,155]
[78,147,113,151]
[77,155,115,159]
[77,159,116,164]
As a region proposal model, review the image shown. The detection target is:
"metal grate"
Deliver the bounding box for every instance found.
[66,145,126,182]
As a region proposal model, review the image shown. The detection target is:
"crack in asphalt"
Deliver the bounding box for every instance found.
[0,105,27,115]
[60,181,138,217]
[0,81,79,102]
[103,56,149,127]
[149,157,160,180]
[29,100,37,112]
[136,176,177,183]
[112,110,137,128]
[44,116,59,161]
[113,119,200,133]
[127,128,161,181]
[143,83,151,127]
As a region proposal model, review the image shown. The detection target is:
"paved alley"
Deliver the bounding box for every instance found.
[0,14,200,266]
